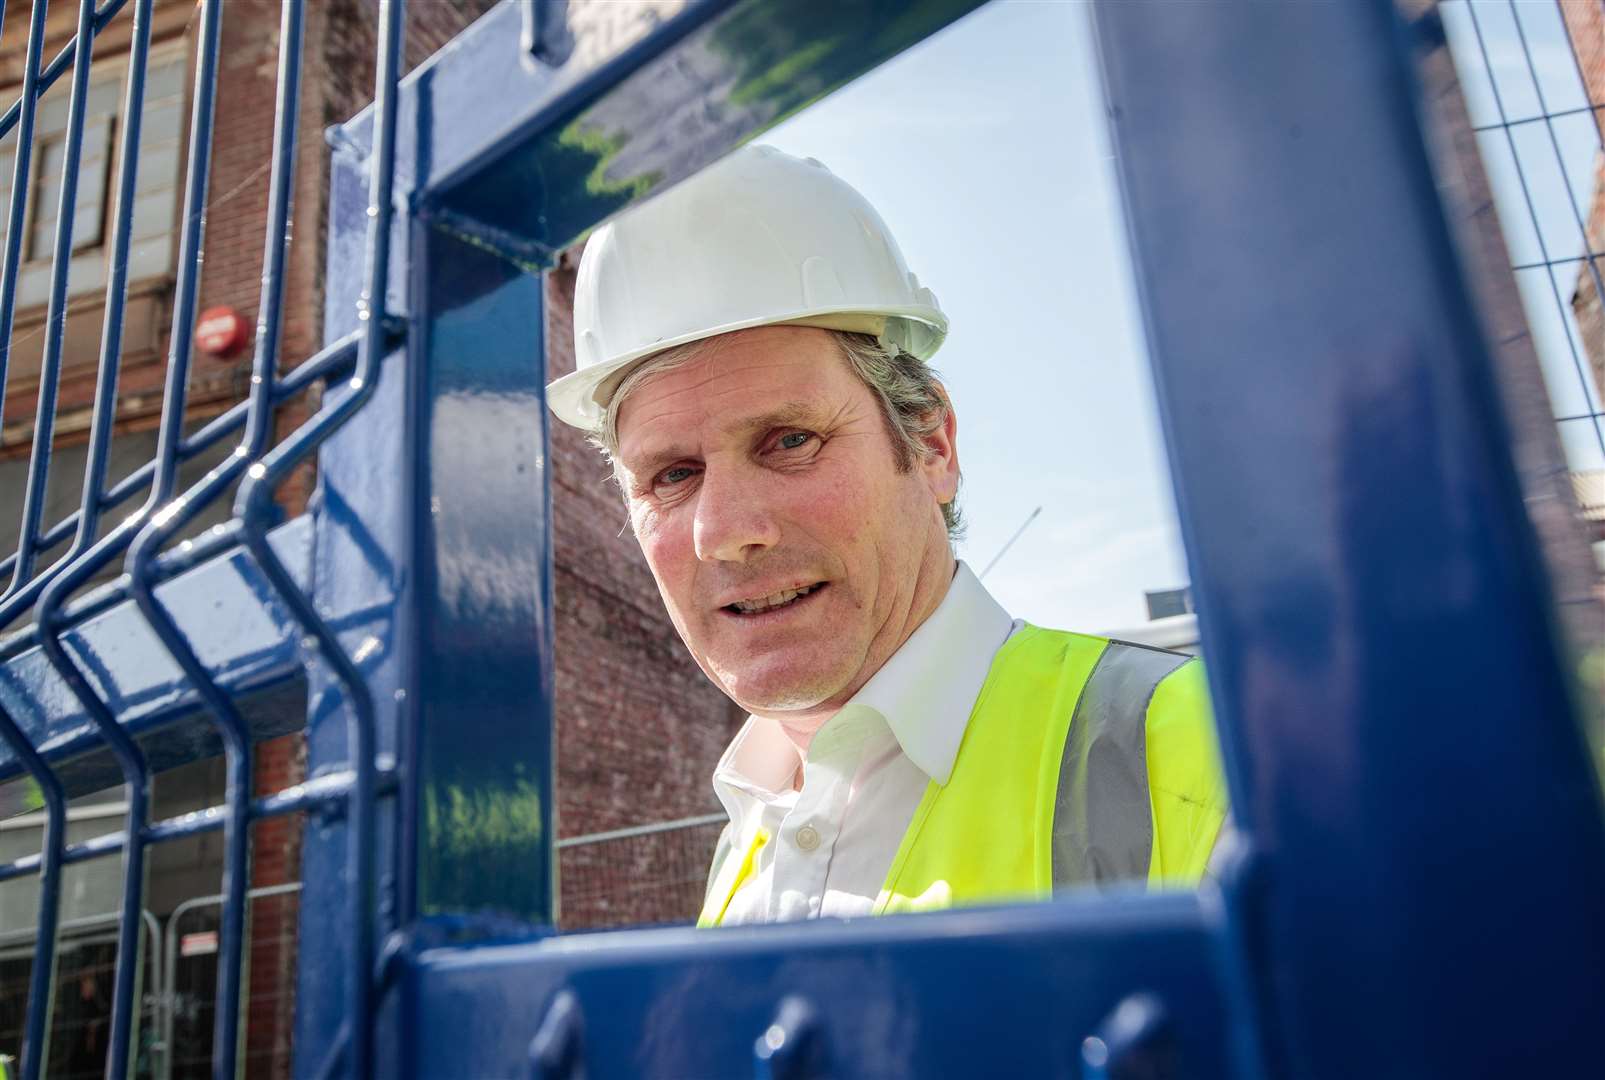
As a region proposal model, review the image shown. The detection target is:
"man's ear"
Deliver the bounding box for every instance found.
[918,383,960,507]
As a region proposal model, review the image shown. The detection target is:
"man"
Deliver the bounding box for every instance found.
[546,145,1227,926]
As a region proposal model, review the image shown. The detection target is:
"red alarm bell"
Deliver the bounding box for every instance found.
[196,306,251,359]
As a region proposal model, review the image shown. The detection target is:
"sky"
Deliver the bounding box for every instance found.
[760,0,1187,634]
[748,0,1605,633]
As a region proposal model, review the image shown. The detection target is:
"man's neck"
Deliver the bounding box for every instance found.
[757,550,958,762]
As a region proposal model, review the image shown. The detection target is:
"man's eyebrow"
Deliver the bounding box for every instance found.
[731,401,822,435]
[621,401,825,474]
[619,442,693,478]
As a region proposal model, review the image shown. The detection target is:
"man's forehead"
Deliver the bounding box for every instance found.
[615,330,852,460]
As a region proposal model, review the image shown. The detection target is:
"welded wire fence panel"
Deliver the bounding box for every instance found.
[1443,1,1605,537]
[558,816,725,931]
[0,0,406,1076]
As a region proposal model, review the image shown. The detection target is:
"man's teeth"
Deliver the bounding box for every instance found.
[733,584,817,613]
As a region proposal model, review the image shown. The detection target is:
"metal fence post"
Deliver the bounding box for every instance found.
[293,2,554,1071]
[1093,1,1605,1075]
[399,219,554,925]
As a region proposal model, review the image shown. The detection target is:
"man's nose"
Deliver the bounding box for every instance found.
[693,464,780,563]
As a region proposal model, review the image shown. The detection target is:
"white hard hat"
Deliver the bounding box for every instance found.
[546,144,948,432]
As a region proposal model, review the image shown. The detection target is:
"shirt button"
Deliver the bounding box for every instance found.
[794,825,821,851]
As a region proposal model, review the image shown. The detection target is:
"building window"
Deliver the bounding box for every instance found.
[27,117,113,262]
[0,42,188,309]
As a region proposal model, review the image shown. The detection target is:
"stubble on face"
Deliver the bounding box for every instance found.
[614,327,956,727]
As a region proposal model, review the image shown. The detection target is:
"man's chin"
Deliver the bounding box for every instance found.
[714,663,854,716]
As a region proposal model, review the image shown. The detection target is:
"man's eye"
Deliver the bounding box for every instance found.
[777,431,813,450]
[657,466,697,487]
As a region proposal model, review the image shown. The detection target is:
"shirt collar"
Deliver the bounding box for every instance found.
[712,561,1015,818]
[848,561,1014,785]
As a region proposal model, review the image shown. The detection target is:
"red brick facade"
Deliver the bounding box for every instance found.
[302,0,745,926]
[0,0,741,1071]
[545,252,747,929]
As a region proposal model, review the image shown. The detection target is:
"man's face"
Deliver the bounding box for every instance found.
[614,326,958,716]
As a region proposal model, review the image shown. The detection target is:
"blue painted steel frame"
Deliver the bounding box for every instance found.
[327,0,1604,1076]
[1094,3,1605,1076]
[403,895,1231,1078]
[0,0,1598,1074]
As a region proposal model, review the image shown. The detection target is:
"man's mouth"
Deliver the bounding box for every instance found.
[723,582,826,616]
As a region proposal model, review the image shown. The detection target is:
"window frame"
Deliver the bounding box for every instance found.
[0,33,192,299]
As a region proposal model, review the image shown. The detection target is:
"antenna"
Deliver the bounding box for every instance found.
[979,505,1042,580]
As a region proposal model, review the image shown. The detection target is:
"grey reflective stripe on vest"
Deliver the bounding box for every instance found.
[1052,640,1191,888]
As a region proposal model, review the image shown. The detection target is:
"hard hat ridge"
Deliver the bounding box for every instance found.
[547,143,949,432]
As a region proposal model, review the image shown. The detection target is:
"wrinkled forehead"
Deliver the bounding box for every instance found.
[614,327,853,466]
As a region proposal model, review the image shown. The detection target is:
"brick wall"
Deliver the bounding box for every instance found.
[294,0,745,932]
[205,5,325,1073]
[310,0,747,928]
[0,2,743,1071]
[545,248,747,928]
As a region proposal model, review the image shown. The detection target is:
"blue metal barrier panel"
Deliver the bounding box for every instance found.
[398,896,1230,1079]
[0,0,1598,1077]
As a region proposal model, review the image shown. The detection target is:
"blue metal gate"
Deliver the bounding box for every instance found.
[0,0,1599,1077]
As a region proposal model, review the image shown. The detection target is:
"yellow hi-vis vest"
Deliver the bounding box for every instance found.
[699,626,1228,925]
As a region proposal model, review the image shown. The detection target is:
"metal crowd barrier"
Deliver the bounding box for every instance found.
[0,908,160,1075]
[161,883,302,1080]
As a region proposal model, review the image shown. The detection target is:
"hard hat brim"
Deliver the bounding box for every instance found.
[546,305,948,434]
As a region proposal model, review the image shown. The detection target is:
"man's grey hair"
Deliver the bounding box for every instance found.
[593,329,964,542]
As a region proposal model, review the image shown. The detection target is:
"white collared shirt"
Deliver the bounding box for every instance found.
[708,562,1019,924]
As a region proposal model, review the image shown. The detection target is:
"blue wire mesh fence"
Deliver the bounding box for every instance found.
[0,0,721,1069]
[1442,1,1605,555]
[0,0,403,1076]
